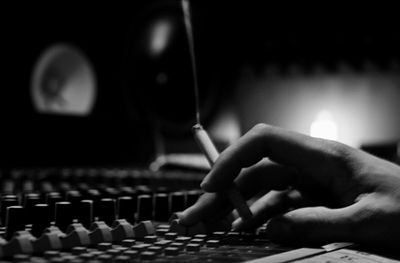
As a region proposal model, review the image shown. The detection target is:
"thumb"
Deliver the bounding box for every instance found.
[265,205,357,245]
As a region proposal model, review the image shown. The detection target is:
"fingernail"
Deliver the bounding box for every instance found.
[201,180,221,192]
[231,218,243,231]
[200,172,215,192]
[200,181,212,191]
[176,212,188,226]
[169,212,182,224]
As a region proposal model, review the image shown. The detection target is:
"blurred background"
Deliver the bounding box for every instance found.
[1,1,399,168]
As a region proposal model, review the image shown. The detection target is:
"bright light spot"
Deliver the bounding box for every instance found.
[210,105,241,145]
[310,110,338,140]
[150,19,173,56]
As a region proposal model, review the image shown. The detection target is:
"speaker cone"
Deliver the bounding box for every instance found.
[31,43,97,116]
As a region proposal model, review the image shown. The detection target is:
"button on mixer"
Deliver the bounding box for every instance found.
[97,242,113,251]
[147,245,163,254]
[144,235,158,243]
[164,232,178,240]
[164,246,180,256]
[114,255,130,263]
[140,251,156,260]
[121,239,136,247]
[122,250,139,260]
[131,243,151,252]
[97,254,113,263]
[186,243,201,252]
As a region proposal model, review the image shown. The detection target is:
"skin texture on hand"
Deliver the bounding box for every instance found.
[179,124,400,249]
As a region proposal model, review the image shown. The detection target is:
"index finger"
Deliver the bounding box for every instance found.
[201,124,336,192]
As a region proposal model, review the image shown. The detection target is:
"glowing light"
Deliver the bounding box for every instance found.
[150,19,173,56]
[310,110,338,141]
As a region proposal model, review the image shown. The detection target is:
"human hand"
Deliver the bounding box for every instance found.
[179,124,400,249]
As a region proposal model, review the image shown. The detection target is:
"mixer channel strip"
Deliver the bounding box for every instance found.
[0,168,295,262]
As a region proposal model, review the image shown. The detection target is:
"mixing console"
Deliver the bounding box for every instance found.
[0,167,295,262]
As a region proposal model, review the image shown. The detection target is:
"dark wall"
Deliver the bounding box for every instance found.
[1,1,399,167]
[0,2,155,167]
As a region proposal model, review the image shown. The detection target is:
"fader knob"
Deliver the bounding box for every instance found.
[86,189,101,218]
[5,206,26,240]
[135,185,152,196]
[0,198,18,225]
[169,192,185,214]
[103,188,119,199]
[23,193,42,206]
[153,193,169,222]
[66,190,82,206]
[24,196,41,224]
[1,195,18,201]
[77,200,93,229]
[86,189,101,200]
[117,196,135,224]
[97,198,116,226]
[137,195,153,221]
[46,192,62,221]
[55,201,74,232]
[120,187,138,214]
[31,204,51,237]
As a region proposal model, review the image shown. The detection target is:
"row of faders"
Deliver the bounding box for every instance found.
[1,220,292,262]
[0,189,202,227]
[0,168,293,262]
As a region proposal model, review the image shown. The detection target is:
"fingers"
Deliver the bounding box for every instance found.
[234,159,296,198]
[179,160,297,226]
[178,192,233,226]
[232,190,295,231]
[201,124,338,192]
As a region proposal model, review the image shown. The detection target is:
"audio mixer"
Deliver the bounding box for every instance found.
[0,167,297,262]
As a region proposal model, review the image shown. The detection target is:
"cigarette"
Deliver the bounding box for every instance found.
[192,124,219,166]
[192,124,253,222]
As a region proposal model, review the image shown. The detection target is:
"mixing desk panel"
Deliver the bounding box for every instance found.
[0,168,294,262]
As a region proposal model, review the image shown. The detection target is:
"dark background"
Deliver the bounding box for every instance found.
[0,1,399,167]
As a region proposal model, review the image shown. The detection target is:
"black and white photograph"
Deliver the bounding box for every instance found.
[0,1,399,262]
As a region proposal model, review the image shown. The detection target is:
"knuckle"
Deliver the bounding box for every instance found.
[249,123,272,143]
[252,123,270,134]
[324,140,350,158]
[309,138,351,167]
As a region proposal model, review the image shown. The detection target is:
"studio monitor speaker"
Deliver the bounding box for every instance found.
[31,43,97,116]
